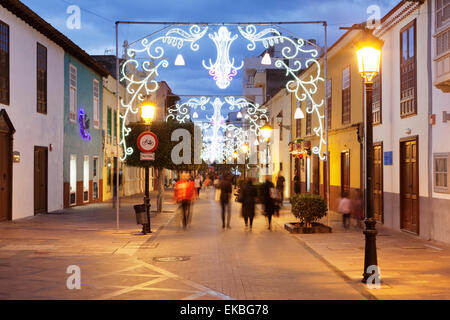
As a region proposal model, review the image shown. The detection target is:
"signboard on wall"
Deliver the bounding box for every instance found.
[384,151,393,165]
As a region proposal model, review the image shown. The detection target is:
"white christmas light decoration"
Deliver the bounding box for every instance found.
[294,106,305,119]
[174,53,185,66]
[192,111,199,118]
[202,26,244,89]
[120,24,325,161]
[261,51,271,65]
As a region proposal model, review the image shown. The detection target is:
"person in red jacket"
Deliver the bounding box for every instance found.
[174,172,197,229]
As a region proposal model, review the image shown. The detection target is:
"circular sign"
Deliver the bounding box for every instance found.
[137,132,159,153]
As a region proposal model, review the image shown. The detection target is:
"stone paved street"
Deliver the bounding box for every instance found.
[0,191,449,300]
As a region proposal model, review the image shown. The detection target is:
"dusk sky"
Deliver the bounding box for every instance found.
[21,0,399,98]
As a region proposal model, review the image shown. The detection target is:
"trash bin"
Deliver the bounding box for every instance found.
[134,204,148,225]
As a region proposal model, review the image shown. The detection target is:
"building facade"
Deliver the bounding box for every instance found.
[0,2,65,220]
[373,0,431,236]
[63,53,108,207]
[429,0,450,243]
[290,29,364,212]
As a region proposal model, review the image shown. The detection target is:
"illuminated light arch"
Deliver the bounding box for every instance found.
[119,23,326,161]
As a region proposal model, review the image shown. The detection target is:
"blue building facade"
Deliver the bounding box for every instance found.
[63,53,108,207]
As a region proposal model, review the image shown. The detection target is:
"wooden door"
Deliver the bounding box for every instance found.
[313,155,320,195]
[341,151,350,196]
[400,138,419,234]
[0,132,11,221]
[34,146,48,214]
[373,144,383,222]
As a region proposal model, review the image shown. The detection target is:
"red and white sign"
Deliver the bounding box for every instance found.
[137,132,158,153]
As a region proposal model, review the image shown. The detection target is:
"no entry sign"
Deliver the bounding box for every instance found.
[137,131,159,153]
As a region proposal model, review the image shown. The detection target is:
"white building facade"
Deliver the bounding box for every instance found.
[0,3,64,220]
[430,0,450,243]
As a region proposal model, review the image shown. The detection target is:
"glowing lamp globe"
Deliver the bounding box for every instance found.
[233,151,238,159]
[241,143,249,153]
[261,124,273,141]
[356,35,383,83]
[141,103,156,124]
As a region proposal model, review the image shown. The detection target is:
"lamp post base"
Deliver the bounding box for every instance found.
[362,218,378,283]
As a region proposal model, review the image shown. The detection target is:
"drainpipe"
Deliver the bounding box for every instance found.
[426,0,433,239]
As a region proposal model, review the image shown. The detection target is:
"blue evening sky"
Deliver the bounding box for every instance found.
[21,0,398,99]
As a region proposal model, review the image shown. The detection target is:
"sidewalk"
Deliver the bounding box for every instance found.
[273,204,450,299]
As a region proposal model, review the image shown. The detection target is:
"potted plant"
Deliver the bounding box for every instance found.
[285,193,332,233]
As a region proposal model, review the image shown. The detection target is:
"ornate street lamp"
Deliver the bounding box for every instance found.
[355,30,383,284]
[140,101,156,233]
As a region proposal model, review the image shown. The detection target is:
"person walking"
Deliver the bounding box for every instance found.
[262,179,276,230]
[240,177,257,230]
[174,172,197,229]
[351,189,364,228]
[276,172,285,203]
[338,191,352,229]
[219,174,233,229]
[194,175,202,197]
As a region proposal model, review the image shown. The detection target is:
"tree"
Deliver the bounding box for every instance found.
[125,120,205,211]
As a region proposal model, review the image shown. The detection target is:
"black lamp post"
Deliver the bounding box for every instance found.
[354,29,383,283]
[141,102,156,234]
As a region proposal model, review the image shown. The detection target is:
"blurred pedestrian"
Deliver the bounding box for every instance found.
[174,172,197,229]
[338,191,352,229]
[219,174,233,229]
[293,172,300,194]
[240,177,257,230]
[194,175,202,197]
[351,189,364,228]
[262,179,276,230]
[276,172,285,203]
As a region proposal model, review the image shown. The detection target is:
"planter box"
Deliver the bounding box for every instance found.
[285,222,332,234]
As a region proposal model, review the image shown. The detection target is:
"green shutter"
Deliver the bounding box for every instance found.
[107,108,112,137]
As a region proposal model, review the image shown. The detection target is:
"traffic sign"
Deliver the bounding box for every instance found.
[137,131,158,153]
[140,152,155,161]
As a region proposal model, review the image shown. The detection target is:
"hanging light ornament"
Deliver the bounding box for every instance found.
[261,51,272,65]
[294,106,305,119]
[237,111,243,119]
[192,111,199,119]
[174,53,185,66]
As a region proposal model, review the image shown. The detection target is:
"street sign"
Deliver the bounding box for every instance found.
[137,131,159,153]
[384,151,393,165]
[140,152,155,161]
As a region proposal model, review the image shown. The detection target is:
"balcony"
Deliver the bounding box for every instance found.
[434,27,450,92]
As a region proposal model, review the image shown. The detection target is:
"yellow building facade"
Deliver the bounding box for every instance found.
[290,30,365,212]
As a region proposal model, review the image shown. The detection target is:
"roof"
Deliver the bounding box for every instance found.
[1,0,109,77]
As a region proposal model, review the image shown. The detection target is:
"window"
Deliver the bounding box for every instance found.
[306,100,312,135]
[113,111,117,145]
[400,20,417,117]
[93,79,99,128]
[326,79,332,129]
[295,101,302,137]
[434,153,449,193]
[436,0,450,31]
[0,21,9,105]
[37,43,47,114]
[342,66,351,125]
[372,63,382,124]
[436,28,450,56]
[69,64,77,122]
[107,107,112,144]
